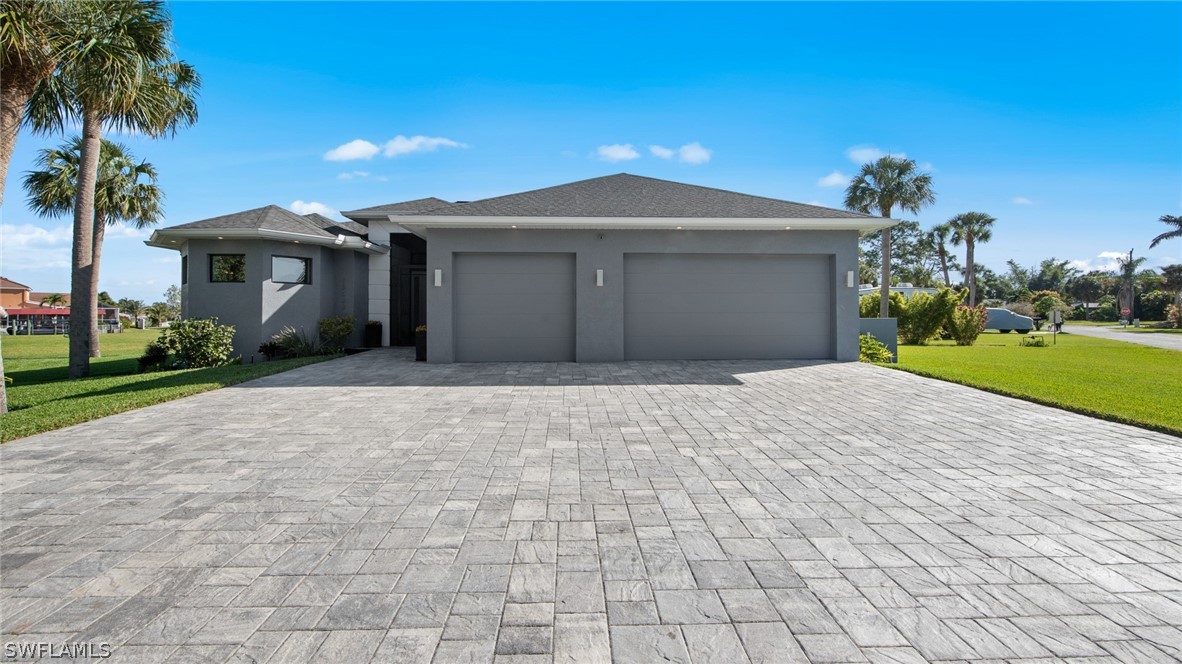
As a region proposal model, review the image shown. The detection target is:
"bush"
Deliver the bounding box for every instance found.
[258,340,282,361]
[898,289,962,345]
[1020,335,1049,347]
[859,292,905,319]
[1138,290,1173,321]
[137,340,170,372]
[859,334,893,363]
[270,326,321,358]
[946,305,989,346]
[1167,303,1182,329]
[319,315,355,353]
[157,317,235,368]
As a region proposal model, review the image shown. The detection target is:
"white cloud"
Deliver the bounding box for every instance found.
[383,135,468,157]
[0,223,73,270]
[1012,196,1034,205]
[1071,251,1128,272]
[845,145,907,164]
[151,255,182,264]
[105,223,146,239]
[324,139,381,162]
[818,170,849,187]
[677,142,712,165]
[596,144,640,162]
[649,145,675,159]
[337,171,370,180]
[290,200,337,217]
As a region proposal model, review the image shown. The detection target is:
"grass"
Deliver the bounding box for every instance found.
[2,329,333,443]
[889,331,1182,437]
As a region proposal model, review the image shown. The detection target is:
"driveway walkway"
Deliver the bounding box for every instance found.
[1065,324,1182,351]
[4,350,1182,663]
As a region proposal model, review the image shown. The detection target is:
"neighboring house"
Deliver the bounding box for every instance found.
[147,173,895,362]
[30,292,70,308]
[0,277,33,309]
[857,283,939,298]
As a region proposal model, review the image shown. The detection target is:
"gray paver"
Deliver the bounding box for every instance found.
[4,350,1182,663]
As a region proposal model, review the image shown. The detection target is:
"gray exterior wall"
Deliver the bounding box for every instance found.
[425,228,861,363]
[859,317,898,362]
[182,239,368,361]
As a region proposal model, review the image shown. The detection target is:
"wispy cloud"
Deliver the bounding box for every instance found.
[596,144,640,162]
[290,200,338,218]
[845,145,907,164]
[649,145,675,159]
[337,171,389,182]
[677,142,712,164]
[817,170,849,188]
[325,135,468,161]
[1012,196,1035,205]
[1070,250,1128,272]
[0,223,73,269]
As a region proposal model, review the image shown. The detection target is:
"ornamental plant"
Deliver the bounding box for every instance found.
[858,334,893,363]
[318,315,355,353]
[156,317,235,368]
[859,292,906,319]
[946,305,989,346]
[898,288,962,345]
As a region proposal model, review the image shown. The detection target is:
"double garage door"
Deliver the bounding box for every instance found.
[453,252,833,362]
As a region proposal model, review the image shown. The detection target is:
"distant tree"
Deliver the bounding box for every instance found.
[145,301,172,326]
[1028,258,1080,294]
[859,220,949,288]
[164,284,180,311]
[1162,264,1182,306]
[948,211,997,306]
[1065,272,1109,304]
[1116,249,1148,320]
[117,298,145,321]
[39,292,66,308]
[1150,215,1182,249]
[973,265,1012,302]
[843,156,936,317]
[929,223,953,287]
[97,290,115,307]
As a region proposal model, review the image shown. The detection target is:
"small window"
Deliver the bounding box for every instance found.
[181,255,188,284]
[210,254,246,283]
[272,255,311,284]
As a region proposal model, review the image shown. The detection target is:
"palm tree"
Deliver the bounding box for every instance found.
[929,223,953,287]
[39,293,67,308]
[1116,249,1147,321]
[1150,215,1182,249]
[844,156,936,317]
[24,136,162,357]
[145,301,172,326]
[25,0,199,378]
[948,212,996,306]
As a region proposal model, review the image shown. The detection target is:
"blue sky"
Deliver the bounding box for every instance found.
[2,1,1179,302]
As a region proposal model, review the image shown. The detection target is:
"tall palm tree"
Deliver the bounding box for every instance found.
[39,293,67,308]
[929,223,953,287]
[24,136,162,357]
[844,156,936,317]
[1116,249,1147,321]
[25,0,198,378]
[948,212,996,306]
[1150,215,1182,249]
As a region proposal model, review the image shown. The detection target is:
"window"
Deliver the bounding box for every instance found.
[210,254,246,283]
[272,255,311,284]
[181,255,188,284]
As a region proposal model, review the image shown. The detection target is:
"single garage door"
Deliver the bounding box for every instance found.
[624,253,833,360]
[454,253,576,362]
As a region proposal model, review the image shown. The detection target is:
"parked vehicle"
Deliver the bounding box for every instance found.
[985,308,1033,334]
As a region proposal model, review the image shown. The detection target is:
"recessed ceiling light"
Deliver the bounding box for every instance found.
[676,226,683,230]
[511,225,517,229]
[294,240,300,243]
[785,226,791,230]
[216,236,223,240]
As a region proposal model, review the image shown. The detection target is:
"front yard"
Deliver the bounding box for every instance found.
[892,331,1182,436]
[1,330,332,443]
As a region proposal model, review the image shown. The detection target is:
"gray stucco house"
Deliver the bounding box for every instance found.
[147,174,894,362]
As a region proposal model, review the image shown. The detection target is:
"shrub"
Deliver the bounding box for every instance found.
[1020,335,1049,347]
[898,289,962,345]
[946,305,989,346]
[258,340,282,361]
[859,334,893,363]
[137,340,170,372]
[271,326,320,358]
[319,315,355,353]
[1138,290,1173,321]
[859,292,905,319]
[1167,303,1182,329]
[157,318,235,368]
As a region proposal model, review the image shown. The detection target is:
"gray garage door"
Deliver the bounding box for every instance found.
[454,253,576,362]
[624,253,833,360]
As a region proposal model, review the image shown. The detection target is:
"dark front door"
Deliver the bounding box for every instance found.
[394,265,427,346]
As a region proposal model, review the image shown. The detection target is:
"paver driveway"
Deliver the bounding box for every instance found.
[3,350,1182,663]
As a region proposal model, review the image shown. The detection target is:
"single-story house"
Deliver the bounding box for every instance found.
[147,174,895,362]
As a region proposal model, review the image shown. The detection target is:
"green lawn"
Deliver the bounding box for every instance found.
[1,329,333,443]
[890,331,1182,436]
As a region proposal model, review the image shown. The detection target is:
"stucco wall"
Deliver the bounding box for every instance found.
[184,239,265,360]
[425,228,860,363]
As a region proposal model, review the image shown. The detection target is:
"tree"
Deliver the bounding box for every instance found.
[1150,215,1182,249]
[929,223,953,287]
[1065,272,1109,305]
[859,220,948,288]
[948,211,996,306]
[118,298,145,322]
[23,136,162,357]
[1115,249,1147,320]
[97,290,115,307]
[26,0,199,378]
[1162,264,1182,307]
[145,301,173,326]
[164,284,181,312]
[843,156,936,317]
[39,293,67,308]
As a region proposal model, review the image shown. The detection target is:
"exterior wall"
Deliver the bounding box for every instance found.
[184,238,265,360]
[859,317,898,363]
[426,228,861,363]
[367,222,394,345]
[1,289,30,308]
[260,242,331,348]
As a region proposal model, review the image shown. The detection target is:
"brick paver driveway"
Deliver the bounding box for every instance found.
[4,350,1182,663]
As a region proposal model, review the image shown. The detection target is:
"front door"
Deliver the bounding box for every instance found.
[394,265,427,346]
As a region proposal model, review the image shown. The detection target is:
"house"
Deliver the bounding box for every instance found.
[1,277,33,309]
[147,174,896,362]
[857,283,940,298]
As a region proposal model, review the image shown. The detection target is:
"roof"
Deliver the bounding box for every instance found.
[301,213,368,237]
[426,174,876,219]
[164,205,338,236]
[1,277,31,290]
[342,197,452,219]
[30,292,70,305]
[146,205,388,255]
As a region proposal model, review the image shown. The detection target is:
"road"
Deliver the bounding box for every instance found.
[1064,323,1182,351]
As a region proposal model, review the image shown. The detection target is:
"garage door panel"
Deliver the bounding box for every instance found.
[454,253,575,362]
[624,253,833,360]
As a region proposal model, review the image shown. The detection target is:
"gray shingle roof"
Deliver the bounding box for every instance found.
[301,213,368,237]
[427,174,876,219]
[342,197,452,218]
[164,205,337,237]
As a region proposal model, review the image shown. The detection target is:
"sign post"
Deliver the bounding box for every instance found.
[1121,307,1131,327]
[1050,310,1062,345]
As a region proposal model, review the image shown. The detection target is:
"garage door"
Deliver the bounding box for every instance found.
[454,253,576,362]
[624,253,833,360]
